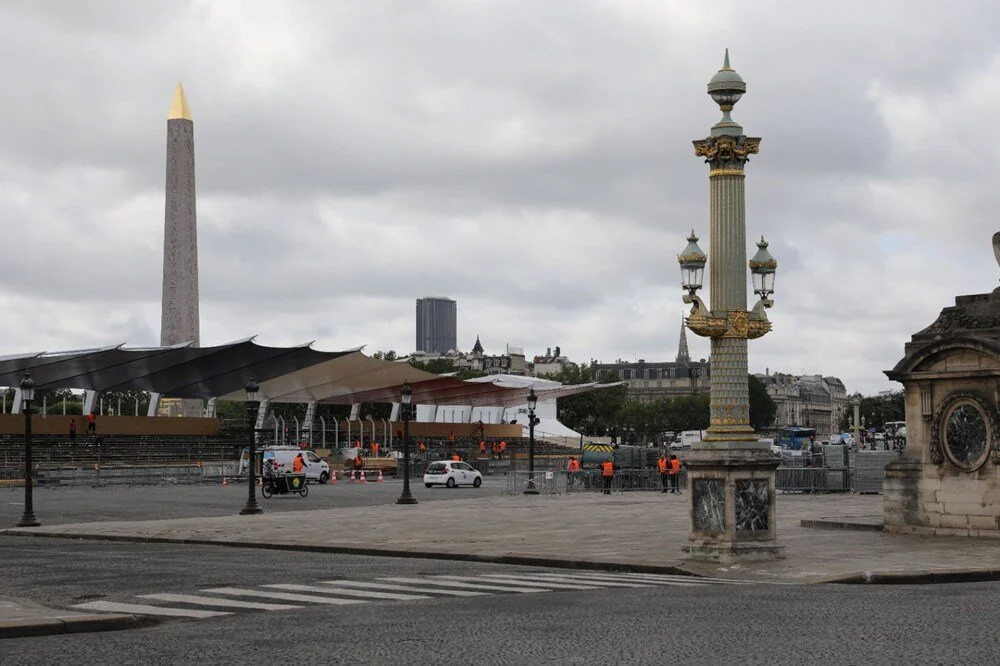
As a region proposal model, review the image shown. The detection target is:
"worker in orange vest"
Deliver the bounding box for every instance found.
[566,456,580,489]
[371,441,380,457]
[668,455,682,494]
[601,459,615,494]
[352,452,364,480]
[479,439,486,455]
[658,454,669,493]
[293,453,304,474]
[452,453,460,462]
[499,440,507,460]
[418,440,427,453]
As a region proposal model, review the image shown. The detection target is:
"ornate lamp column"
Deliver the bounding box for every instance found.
[678,51,784,563]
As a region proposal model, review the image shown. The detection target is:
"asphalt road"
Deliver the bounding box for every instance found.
[2,536,1000,664]
[0,477,506,525]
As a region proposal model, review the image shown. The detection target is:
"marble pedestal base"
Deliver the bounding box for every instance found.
[681,441,785,563]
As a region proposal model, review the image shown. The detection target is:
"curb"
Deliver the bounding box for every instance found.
[0,613,138,640]
[800,519,884,532]
[821,569,1000,585]
[1,529,713,580]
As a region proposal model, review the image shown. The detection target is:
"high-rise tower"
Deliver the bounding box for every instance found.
[160,82,200,347]
[415,297,457,354]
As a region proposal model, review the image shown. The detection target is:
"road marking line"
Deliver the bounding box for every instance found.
[474,574,607,590]
[320,580,487,597]
[380,577,547,594]
[137,593,303,610]
[71,601,231,618]
[533,572,706,587]
[201,587,366,606]
[606,572,751,584]
[264,584,431,601]
[491,573,649,588]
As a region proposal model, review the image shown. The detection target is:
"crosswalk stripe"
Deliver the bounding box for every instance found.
[264,584,431,601]
[320,580,487,597]
[531,572,706,587]
[71,600,231,618]
[473,574,607,590]
[201,587,366,606]
[137,593,303,610]
[488,573,649,588]
[380,577,547,594]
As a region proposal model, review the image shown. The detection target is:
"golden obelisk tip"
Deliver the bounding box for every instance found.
[168,82,192,120]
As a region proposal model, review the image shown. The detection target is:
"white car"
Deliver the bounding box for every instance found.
[423,461,483,488]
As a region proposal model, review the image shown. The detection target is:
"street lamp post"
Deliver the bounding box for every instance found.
[17,371,39,527]
[396,382,418,505]
[240,378,263,515]
[677,51,783,563]
[524,388,539,495]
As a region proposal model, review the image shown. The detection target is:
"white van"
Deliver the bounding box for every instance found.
[261,447,331,484]
[680,430,703,447]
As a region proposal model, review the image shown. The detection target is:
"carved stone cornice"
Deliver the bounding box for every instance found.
[693,135,761,171]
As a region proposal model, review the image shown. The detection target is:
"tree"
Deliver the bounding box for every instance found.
[555,367,628,436]
[838,391,904,432]
[748,374,777,430]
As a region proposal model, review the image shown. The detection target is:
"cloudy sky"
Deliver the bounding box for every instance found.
[1,0,997,395]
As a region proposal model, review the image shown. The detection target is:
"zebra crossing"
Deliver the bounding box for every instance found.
[70,570,752,621]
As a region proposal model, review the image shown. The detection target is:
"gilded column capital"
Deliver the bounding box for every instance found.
[693,134,761,171]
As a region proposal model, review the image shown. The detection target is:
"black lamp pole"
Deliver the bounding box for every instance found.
[397,382,417,505]
[17,371,39,527]
[524,387,539,495]
[240,378,263,515]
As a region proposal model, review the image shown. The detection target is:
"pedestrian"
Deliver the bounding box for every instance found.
[353,452,364,480]
[86,412,96,435]
[451,453,460,462]
[601,459,615,494]
[293,453,304,474]
[69,418,77,441]
[372,441,380,458]
[566,456,580,489]
[499,440,507,460]
[479,439,487,456]
[658,453,669,493]
[418,440,427,454]
[669,455,682,494]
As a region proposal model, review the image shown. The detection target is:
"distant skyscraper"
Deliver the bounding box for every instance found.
[160,82,200,347]
[415,297,457,353]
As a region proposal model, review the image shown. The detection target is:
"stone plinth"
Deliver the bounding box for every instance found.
[883,283,1000,537]
[682,442,784,563]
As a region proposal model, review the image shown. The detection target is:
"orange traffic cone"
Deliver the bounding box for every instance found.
[377,469,383,482]
[360,470,367,483]
[222,477,228,486]
[332,470,338,483]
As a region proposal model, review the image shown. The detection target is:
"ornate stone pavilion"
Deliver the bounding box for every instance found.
[883,233,1000,536]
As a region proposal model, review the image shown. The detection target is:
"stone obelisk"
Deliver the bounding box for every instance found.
[159,83,202,417]
[160,83,200,348]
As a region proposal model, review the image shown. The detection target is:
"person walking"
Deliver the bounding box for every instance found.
[371,441,380,458]
[86,412,96,436]
[601,459,615,494]
[658,453,669,493]
[293,453,305,474]
[352,452,364,480]
[669,455,682,494]
[69,418,77,441]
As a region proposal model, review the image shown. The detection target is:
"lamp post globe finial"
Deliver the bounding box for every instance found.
[708,48,746,136]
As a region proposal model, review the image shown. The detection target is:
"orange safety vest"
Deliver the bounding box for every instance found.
[293,456,304,473]
[452,454,460,462]
[658,458,668,473]
[602,461,614,477]
[568,459,580,472]
[372,443,380,455]
[669,458,681,475]
[479,440,486,452]
[499,441,507,451]
[353,456,363,469]
[448,432,455,441]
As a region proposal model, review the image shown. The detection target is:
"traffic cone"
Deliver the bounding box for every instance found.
[222,477,228,487]
[360,470,367,483]
[332,469,338,483]
[377,469,383,482]
[257,478,262,487]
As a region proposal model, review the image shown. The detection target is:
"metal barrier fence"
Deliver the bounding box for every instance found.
[504,470,563,495]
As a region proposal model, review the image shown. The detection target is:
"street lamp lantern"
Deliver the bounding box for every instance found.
[16,370,39,527]
[527,387,537,412]
[397,382,417,505]
[239,377,263,515]
[749,235,777,302]
[678,230,707,298]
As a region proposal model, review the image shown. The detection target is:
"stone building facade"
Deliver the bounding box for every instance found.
[753,372,847,440]
[591,325,709,402]
[883,253,1000,536]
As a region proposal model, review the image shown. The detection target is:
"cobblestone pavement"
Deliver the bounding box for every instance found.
[5,492,1000,582]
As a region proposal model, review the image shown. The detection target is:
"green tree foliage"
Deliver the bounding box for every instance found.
[748,374,777,430]
[838,391,905,431]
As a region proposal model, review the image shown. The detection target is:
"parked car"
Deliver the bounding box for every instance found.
[423,460,483,488]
